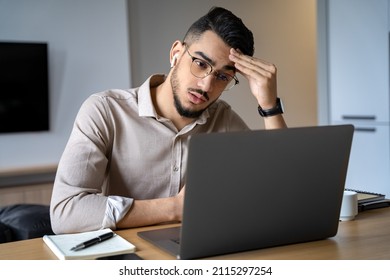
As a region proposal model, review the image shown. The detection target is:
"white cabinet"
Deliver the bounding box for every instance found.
[328,0,389,123]
[325,0,390,197]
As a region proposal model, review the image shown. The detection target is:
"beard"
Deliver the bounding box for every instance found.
[170,66,208,119]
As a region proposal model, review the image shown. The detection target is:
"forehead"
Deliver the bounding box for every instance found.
[187,31,233,68]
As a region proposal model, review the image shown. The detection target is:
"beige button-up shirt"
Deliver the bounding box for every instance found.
[50,75,249,233]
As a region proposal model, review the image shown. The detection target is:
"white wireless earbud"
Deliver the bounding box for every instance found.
[170,54,179,67]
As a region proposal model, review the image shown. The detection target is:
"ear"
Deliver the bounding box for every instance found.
[169,40,184,67]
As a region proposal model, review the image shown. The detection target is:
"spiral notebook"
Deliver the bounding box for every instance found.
[345,188,390,211]
[43,228,136,260]
[345,188,385,204]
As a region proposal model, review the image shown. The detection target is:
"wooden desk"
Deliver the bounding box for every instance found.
[1,207,390,260]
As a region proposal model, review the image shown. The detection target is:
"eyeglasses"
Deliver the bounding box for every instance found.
[185,48,239,91]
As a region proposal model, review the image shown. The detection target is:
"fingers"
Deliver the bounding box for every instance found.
[229,48,278,108]
[229,48,277,79]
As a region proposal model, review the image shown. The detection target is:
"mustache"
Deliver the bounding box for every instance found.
[188,88,210,101]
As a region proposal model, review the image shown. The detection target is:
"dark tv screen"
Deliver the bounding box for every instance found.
[0,42,49,133]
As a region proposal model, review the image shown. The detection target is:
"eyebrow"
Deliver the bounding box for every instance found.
[194,51,236,72]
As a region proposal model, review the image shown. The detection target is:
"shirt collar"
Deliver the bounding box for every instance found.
[138,74,165,118]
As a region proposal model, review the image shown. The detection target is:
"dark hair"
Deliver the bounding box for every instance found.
[183,7,254,56]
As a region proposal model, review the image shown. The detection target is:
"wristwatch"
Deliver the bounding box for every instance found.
[257,97,284,117]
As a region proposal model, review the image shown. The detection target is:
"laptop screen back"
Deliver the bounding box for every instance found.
[179,125,354,259]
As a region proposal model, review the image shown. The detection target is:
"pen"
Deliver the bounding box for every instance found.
[70,232,115,251]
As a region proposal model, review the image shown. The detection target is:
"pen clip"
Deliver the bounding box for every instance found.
[70,231,115,251]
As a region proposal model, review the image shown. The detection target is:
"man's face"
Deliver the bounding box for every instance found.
[170,31,236,119]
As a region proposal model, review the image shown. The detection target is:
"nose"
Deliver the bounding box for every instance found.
[197,73,214,93]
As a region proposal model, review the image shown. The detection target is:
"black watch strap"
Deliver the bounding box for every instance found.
[257,97,284,117]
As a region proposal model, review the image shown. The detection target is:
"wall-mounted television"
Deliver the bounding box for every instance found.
[0,41,49,133]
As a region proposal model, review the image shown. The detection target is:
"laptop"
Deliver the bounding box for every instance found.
[138,125,354,259]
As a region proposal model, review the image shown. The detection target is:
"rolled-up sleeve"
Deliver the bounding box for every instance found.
[102,195,134,229]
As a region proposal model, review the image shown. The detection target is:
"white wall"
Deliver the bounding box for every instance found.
[0,0,130,169]
[128,0,317,130]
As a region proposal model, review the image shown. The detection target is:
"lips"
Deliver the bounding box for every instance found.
[187,91,208,105]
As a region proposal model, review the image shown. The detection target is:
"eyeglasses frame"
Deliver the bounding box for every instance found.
[184,46,239,91]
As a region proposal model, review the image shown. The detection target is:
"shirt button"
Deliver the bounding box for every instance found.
[173,166,179,172]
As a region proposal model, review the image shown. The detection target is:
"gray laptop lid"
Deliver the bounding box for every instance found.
[138,125,354,259]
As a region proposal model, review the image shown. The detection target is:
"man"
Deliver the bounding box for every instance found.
[50,6,287,234]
